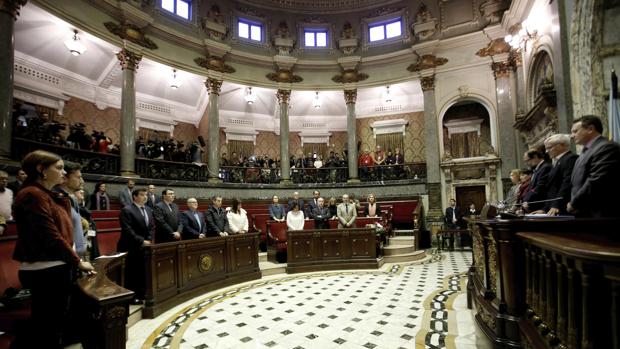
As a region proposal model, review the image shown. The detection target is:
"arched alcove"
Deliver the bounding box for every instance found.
[441,101,492,159]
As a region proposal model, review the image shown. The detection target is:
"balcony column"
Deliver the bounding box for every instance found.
[0,0,27,159]
[513,51,527,168]
[206,78,223,183]
[117,49,142,176]
[421,75,442,216]
[492,58,518,178]
[277,89,291,184]
[344,89,359,182]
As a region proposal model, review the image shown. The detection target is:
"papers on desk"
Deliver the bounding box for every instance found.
[523,214,575,219]
[95,252,127,260]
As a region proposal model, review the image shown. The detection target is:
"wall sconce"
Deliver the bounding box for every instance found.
[504,19,537,49]
[384,86,392,103]
[312,91,321,109]
[170,69,182,89]
[64,29,87,56]
[244,87,256,104]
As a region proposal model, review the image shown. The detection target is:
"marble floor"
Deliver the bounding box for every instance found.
[128,250,491,349]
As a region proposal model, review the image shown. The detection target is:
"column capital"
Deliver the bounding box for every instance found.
[343,89,357,104]
[510,49,522,67]
[420,75,435,91]
[117,49,142,71]
[206,78,223,95]
[491,60,514,79]
[0,0,27,20]
[276,89,291,104]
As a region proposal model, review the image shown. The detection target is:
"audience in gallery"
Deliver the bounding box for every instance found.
[286,202,305,231]
[227,198,249,234]
[89,182,110,211]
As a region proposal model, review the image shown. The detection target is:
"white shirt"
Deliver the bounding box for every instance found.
[286,210,305,231]
[0,188,13,220]
[227,208,248,234]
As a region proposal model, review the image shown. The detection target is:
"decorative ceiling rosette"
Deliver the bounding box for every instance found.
[475,38,511,57]
[194,55,236,74]
[104,21,158,50]
[331,69,368,83]
[266,68,303,83]
[407,54,448,72]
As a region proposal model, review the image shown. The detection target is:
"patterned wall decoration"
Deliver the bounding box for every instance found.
[356,112,425,162]
[173,122,200,146]
[57,97,121,145]
[254,132,280,159]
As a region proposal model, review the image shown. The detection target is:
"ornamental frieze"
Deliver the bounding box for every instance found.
[104,21,158,50]
[266,69,303,83]
[475,38,510,58]
[195,55,236,74]
[407,54,448,72]
[331,69,368,84]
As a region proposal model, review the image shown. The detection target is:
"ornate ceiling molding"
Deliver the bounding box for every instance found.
[332,69,368,84]
[104,21,158,50]
[475,38,510,58]
[234,0,402,15]
[266,69,303,83]
[491,60,514,79]
[407,54,448,72]
[0,0,27,19]
[195,55,236,74]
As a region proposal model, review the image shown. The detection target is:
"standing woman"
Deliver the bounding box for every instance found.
[286,202,305,231]
[89,181,110,210]
[12,150,95,348]
[227,198,249,234]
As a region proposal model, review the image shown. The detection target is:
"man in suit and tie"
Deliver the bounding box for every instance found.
[117,188,154,304]
[145,184,159,209]
[444,199,460,229]
[337,194,357,228]
[568,115,620,217]
[119,179,136,208]
[205,195,229,237]
[153,189,183,243]
[7,168,27,195]
[312,197,331,229]
[180,197,206,239]
[532,134,578,216]
[306,190,320,218]
[522,149,552,212]
[288,192,304,214]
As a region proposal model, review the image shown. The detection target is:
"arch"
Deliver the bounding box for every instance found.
[525,39,555,110]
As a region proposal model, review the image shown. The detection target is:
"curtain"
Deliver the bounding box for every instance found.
[466,131,480,157]
[302,143,328,158]
[450,131,479,158]
[138,128,169,142]
[376,133,404,154]
[228,140,254,160]
[34,105,57,119]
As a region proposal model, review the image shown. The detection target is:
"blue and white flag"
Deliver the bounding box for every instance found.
[609,69,620,143]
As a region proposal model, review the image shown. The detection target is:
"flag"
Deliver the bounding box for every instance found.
[609,69,620,143]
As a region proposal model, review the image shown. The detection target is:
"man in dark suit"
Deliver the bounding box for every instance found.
[522,149,552,212]
[444,199,460,229]
[568,115,620,217]
[153,189,183,243]
[180,197,207,239]
[7,168,27,194]
[205,195,229,237]
[118,179,135,208]
[312,197,330,229]
[117,188,154,303]
[145,184,159,209]
[288,192,304,214]
[306,190,320,218]
[535,134,578,215]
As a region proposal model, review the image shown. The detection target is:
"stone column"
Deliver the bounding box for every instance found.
[492,59,518,178]
[277,89,291,184]
[117,49,142,176]
[344,89,359,182]
[513,51,527,168]
[421,75,442,217]
[206,78,223,183]
[0,0,26,159]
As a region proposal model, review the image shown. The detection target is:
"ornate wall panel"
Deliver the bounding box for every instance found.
[356,112,425,162]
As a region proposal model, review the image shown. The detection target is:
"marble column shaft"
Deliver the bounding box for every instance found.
[344,90,358,181]
[117,49,142,176]
[492,61,518,178]
[514,53,527,168]
[0,1,26,159]
[206,78,223,182]
[421,76,439,183]
[277,90,291,183]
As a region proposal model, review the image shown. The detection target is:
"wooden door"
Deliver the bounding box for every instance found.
[455,185,486,214]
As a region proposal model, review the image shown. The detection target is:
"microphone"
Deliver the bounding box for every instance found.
[513,197,563,206]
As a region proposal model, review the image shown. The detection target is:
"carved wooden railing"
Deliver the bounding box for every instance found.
[135,157,208,181]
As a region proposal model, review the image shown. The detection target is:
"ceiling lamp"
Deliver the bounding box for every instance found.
[312,91,322,109]
[504,19,537,49]
[384,86,392,103]
[244,87,256,104]
[170,69,182,89]
[64,29,87,56]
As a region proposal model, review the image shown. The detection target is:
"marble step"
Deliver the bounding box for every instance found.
[393,229,415,236]
[383,244,416,256]
[259,261,287,276]
[258,252,267,262]
[127,304,143,329]
[389,236,415,246]
[383,250,426,264]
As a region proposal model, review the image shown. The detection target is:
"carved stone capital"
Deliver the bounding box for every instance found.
[332,69,368,84]
[407,54,448,72]
[205,78,223,95]
[276,89,291,104]
[116,49,142,71]
[491,60,514,79]
[344,89,357,104]
[420,75,435,91]
[0,0,27,19]
[511,49,522,67]
[476,38,511,58]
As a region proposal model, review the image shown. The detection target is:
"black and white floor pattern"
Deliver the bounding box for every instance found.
[129,250,491,349]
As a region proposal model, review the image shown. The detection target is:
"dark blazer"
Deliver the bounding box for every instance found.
[269,204,286,220]
[153,201,183,243]
[544,152,578,214]
[287,199,304,212]
[570,136,620,218]
[306,198,319,218]
[444,206,460,228]
[7,180,22,194]
[205,205,229,236]
[363,203,382,217]
[145,192,159,209]
[523,161,552,211]
[180,210,207,239]
[312,206,331,229]
[117,204,155,252]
